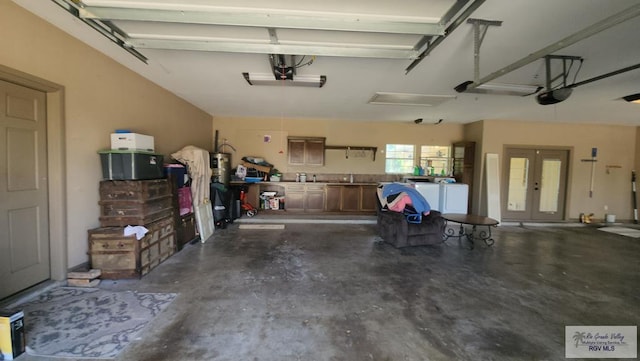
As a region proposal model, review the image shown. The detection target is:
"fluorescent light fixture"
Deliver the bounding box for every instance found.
[368,92,455,106]
[622,93,640,104]
[455,81,542,96]
[242,72,326,87]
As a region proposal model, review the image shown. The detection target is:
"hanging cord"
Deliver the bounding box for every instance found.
[294,55,316,68]
[279,71,285,153]
[551,58,583,90]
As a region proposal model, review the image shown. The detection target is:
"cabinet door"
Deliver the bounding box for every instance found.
[284,184,305,210]
[285,191,305,210]
[341,185,360,211]
[306,190,325,211]
[288,139,306,165]
[360,185,378,211]
[305,139,325,166]
[325,186,341,211]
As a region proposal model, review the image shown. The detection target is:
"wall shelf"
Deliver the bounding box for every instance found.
[325,145,378,161]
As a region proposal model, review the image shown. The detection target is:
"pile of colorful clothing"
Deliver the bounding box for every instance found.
[377,183,431,224]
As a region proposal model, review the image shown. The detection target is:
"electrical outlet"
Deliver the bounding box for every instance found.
[604,205,608,211]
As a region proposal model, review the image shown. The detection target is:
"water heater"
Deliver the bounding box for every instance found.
[210,152,231,185]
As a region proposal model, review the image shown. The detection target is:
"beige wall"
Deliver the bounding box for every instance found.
[0,2,212,269]
[478,120,637,221]
[212,117,465,176]
[216,116,638,222]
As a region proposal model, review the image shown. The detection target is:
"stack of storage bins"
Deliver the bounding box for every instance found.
[89,132,179,278]
[89,179,177,279]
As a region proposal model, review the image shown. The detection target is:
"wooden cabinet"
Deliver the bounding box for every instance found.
[341,185,360,211]
[305,184,326,211]
[285,184,305,211]
[176,213,196,250]
[360,185,378,212]
[167,173,196,249]
[452,141,475,212]
[288,137,325,166]
[324,184,378,213]
[283,183,324,211]
[325,185,342,211]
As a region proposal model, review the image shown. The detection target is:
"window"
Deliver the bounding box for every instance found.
[385,144,414,173]
[420,145,450,176]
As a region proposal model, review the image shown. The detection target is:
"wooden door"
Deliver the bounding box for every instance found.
[0,80,50,299]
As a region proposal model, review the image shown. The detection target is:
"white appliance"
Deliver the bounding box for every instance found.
[439,183,469,214]
[410,182,441,211]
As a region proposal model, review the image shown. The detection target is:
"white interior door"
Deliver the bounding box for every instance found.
[0,79,50,299]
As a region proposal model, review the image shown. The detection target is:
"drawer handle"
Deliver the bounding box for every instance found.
[117,242,125,248]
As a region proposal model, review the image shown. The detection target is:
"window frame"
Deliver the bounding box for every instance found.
[384,144,415,174]
[419,145,451,176]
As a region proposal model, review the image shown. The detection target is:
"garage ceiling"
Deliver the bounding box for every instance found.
[13,0,640,125]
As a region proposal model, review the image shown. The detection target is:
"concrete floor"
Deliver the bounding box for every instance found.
[16,217,640,361]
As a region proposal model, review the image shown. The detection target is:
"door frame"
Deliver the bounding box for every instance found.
[501,145,572,222]
[0,64,67,283]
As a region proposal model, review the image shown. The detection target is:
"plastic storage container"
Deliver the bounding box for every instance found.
[99,150,164,180]
[110,133,154,152]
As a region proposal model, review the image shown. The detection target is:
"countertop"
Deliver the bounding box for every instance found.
[265,181,378,186]
[232,181,379,186]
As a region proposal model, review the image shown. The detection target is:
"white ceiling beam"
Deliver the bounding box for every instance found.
[126,37,420,59]
[462,3,640,91]
[79,6,445,35]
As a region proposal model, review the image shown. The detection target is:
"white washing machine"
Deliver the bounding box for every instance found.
[439,183,469,214]
[407,181,441,211]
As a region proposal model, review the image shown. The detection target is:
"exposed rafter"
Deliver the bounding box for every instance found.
[126,38,420,59]
[78,6,446,35]
[50,0,468,60]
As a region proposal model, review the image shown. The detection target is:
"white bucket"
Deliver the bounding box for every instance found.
[605,214,616,223]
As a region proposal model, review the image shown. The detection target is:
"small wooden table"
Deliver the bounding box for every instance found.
[441,213,499,248]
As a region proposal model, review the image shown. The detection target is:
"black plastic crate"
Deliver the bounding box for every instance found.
[99,150,164,180]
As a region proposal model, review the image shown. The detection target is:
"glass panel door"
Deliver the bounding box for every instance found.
[531,150,568,221]
[507,157,530,211]
[502,148,569,221]
[503,149,535,219]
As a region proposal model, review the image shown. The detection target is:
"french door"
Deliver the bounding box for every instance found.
[502,148,569,221]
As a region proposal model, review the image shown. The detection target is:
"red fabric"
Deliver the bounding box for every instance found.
[178,187,193,216]
[388,193,412,212]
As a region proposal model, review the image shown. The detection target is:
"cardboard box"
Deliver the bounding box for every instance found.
[0,309,25,360]
[110,133,154,152]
